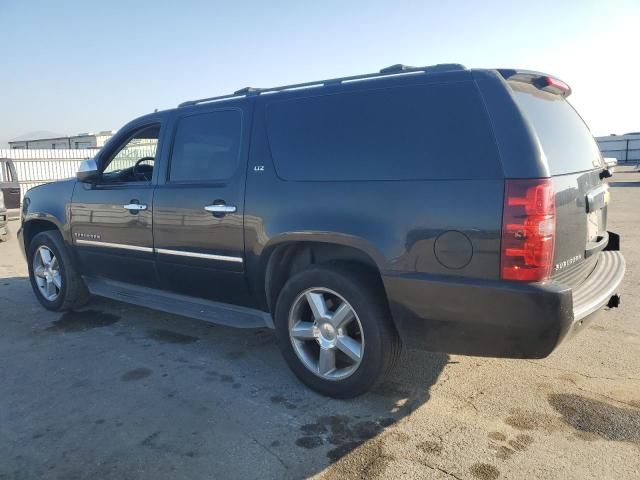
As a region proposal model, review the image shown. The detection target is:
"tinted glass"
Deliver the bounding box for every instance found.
[170,110,242,182]
[510,82,603,175]
[265,82,501,181]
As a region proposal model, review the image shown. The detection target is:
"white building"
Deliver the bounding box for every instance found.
[596,132,640,163]
[9,130,115,150]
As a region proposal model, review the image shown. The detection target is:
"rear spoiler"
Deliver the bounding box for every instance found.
[497,69,572,97]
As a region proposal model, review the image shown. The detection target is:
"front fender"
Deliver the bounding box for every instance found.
[20,179,77,247]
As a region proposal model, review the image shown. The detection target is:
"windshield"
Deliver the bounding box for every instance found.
[510,82,603,175]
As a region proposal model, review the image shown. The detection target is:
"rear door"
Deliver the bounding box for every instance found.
[152,103,252,306]
[509,81,607,287]
[0,159,21,209]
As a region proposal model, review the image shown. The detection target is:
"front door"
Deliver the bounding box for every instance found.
[71,121,164,287]
[153,105,252,306]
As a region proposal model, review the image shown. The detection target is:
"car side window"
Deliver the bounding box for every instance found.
[265,82,502,181]
[169,110,242,183]
[102,124,160,182]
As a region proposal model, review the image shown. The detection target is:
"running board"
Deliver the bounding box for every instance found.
[84,277,273,329]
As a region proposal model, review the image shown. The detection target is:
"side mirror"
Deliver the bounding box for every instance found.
[76,158,100,183]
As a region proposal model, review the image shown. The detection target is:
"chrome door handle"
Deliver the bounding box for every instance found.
[204,204,237,213]
[123,203,147,211]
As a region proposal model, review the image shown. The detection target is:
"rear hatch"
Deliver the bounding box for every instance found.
[506,75,608,288]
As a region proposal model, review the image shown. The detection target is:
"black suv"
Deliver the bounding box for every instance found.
[19,64,625,398]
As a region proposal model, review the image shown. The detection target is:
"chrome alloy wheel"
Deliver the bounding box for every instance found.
[33,246,62,301]
[288,287,364,380]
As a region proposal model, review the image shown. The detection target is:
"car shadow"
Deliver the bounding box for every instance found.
[0,276,448,479]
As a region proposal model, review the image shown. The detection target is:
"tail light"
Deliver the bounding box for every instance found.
[538,76,571,96]
[501,178,555,282]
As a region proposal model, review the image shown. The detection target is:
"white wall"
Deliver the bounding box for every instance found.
[597,133,640,162]
[94,133,115,147]
[69,135,97,149]
[10,132,114,150]
[10,138,71,149]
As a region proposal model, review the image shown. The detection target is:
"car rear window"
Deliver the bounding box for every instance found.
[265,82,502,181]
[510,82,603,175]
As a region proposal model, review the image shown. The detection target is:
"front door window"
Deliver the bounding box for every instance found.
[102,125,159,182]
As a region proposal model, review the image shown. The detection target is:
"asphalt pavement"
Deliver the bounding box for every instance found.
[1,168,639,479]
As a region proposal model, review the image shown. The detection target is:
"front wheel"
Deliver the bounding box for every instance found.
[274,264,401,398]
[27,230,89,311]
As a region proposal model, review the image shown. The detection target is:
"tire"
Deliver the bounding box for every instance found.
[27,230,90,311]
[274,263,401,398]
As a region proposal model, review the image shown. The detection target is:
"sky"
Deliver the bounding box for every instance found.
[1,0,639,147]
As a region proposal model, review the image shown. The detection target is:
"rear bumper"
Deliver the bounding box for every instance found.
[383,250,625,359]
[572,250,625,321]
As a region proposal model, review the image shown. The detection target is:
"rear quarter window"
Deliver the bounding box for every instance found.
[265,82,502,181]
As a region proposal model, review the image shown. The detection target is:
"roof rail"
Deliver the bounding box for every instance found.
[379,64,417,74]
[178,63,467,108]
[233,87,262,96]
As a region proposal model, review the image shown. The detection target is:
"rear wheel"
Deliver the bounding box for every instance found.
[275,264,400,398]
[28,230,89,311]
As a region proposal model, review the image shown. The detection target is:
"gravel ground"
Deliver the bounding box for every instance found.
[0,167,639,480]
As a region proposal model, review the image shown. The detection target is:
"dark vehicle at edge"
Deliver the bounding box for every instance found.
[0,184,7,241]
[1,158,21,210]
[18,64,625,398]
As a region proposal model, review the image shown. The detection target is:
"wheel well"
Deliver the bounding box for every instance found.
[264,242,386,312]
[23,220,59,252]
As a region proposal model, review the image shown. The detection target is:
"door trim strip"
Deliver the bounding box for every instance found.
[75,239,154,253]
[75,240,242,263]
[155,248,243,263]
